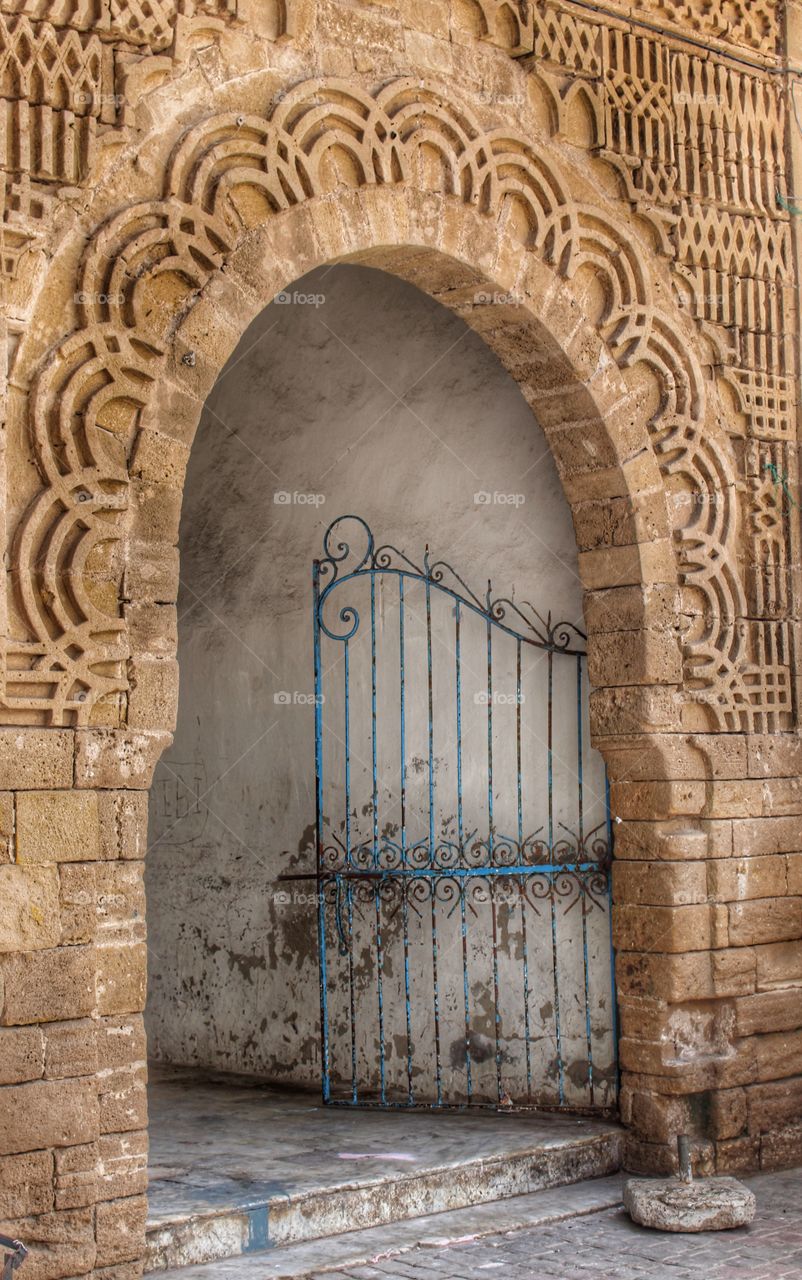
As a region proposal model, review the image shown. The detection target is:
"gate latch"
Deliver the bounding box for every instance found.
[0,1234,28,1280]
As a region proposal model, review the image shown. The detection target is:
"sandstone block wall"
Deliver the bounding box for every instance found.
[0,734,149,1280]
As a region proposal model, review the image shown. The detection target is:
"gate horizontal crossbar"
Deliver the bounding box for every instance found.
[316,864,605,877]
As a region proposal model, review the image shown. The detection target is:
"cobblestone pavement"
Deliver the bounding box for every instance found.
[310,1170,802,1280]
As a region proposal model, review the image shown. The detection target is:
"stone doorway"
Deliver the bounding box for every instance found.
[145,262,597,1089]
[141,262,621,1271]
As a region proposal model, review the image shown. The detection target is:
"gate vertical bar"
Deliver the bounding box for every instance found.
[486,616,502,1101]
[455,600,472,1102]
[346,879,357,1103]
[577,655,594,1106]
[313,560,330,1104]
[606,773,620,1099]
[516,638,532,1100]
[399,577,413,1103]
[344,635,357,1101]
[370,576,386,1102]
[425,573,442,1106]
[547,647,565,1105]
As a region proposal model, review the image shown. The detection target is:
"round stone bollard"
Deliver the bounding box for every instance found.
[624,1135,755,1233]
[624,1177,756,1232]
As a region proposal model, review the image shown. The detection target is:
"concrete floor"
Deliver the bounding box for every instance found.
[146,1067,622,1271]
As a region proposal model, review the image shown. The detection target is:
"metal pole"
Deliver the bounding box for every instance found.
[677,1134,693,1183]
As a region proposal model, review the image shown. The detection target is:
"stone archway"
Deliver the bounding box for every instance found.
[1,55,800,1279]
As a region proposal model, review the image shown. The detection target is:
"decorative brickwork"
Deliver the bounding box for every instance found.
[0,3,801,1278]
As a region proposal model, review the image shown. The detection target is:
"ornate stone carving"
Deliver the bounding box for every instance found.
[4,71,761,733]
[611,0,779,56]
[470,1,534,56]
[472,0,779,57]
[0,16,104,113]
[0,0,795,735]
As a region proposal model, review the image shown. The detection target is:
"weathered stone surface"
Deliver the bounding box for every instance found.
[755,1030,802,1083]
[98,793,149,861]
[0,865,60,952]
[95,943,147,1016]
[624,1177,756,1231]
[74,732,172,790]
[735,990,802,1037]
[0,1026,44,1084]
[759,1120,802,1170]
[708,856,787,903]
[728,897,802,947]
[0,1151,53,1217]
[614,861,707,906]
[614,903,712,953]
[95,1196,149,1267]
[0,947,94,1025]
[98,1132,148,1201]
[96,1016,147,1071]
[756,940,802,989]
[612,819,711,861]
[58,864,96,945]
[746,1077,802,1133]
[0,794,14,858]
[0,733,73,791]
[44,1020,98,1080]
[0,1077,99,1155]
[99,1065,147,1135]
[16,792,100,864]
[0,1208,96,1280]
[95,863,145,943]
[126,659,179,732]
[709,1088,748,1141]
[54,1143,98,1210]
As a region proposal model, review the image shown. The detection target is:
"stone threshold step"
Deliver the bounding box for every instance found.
[146,1130,621,1272]
[152,1173,624,1280]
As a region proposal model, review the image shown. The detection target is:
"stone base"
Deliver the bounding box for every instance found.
[624,1177,756,1233]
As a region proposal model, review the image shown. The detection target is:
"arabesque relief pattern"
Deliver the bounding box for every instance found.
[1,0,798,737]
[475,0,798,735]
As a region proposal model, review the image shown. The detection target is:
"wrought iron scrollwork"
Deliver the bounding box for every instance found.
[315,514,587,654]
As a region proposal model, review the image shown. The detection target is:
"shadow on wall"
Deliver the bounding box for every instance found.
[144,263,583,1086]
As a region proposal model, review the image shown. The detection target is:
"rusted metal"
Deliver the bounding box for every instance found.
[0,1235,27,1280]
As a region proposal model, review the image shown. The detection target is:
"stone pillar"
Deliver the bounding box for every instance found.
[0,730,155,1280]
[609,733,802,1174]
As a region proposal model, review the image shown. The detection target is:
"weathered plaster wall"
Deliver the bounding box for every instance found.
[145,263,605,1088]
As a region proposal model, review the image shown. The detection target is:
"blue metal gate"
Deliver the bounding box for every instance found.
[313,516,617,1112]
